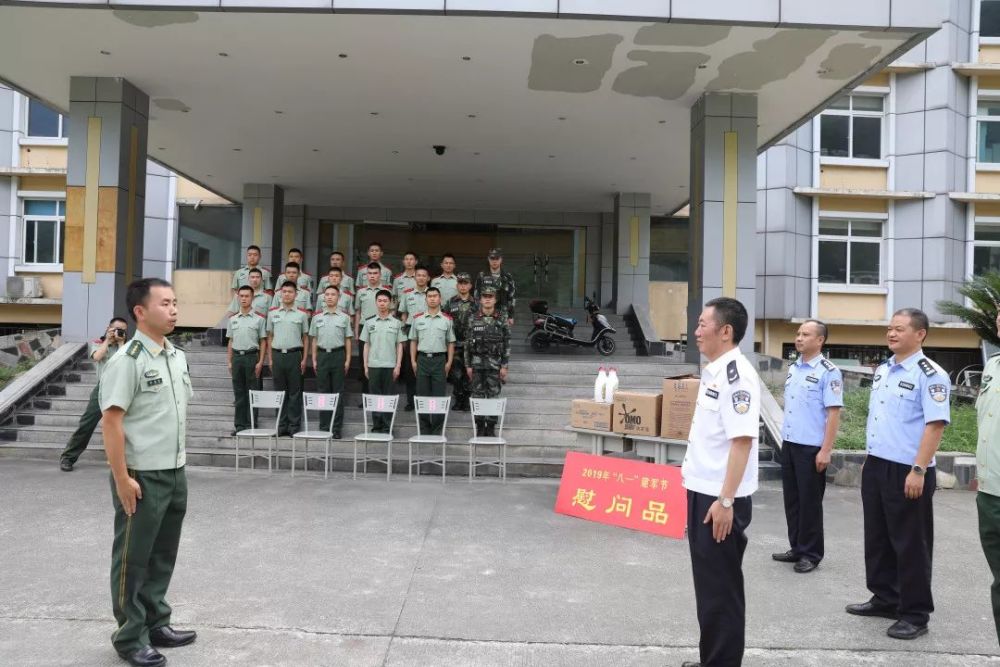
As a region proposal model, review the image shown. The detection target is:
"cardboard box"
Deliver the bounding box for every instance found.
[611,391,663,437]
[570,399,614,431]
[661,375,701,440]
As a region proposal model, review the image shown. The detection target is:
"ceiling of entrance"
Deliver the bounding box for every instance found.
[0,8,926,214]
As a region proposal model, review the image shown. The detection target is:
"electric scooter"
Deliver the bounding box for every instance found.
[526,294,616,355]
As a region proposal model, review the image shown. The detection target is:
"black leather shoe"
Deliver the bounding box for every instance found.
[771,549,797,563]
[793,558,818,573]
[59,459,74,472]
[150,625,197,648]
[332,430,342,439]
[887,619,928,640]
[230,430,238,436]
[846,600,898,619]
[681,662,702,667]
[117,645,166,667]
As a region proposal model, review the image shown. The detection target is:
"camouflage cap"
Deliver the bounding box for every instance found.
[480,286,497,296]
[487,247,502,259]
[456,272,472,283]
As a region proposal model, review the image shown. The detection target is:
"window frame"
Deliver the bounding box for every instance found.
[20,198,65,269]
[818,91,887,163]
[24,98,67,142]
[976,92,1000,166]
[973,219,1000,276]
[981,0,1000,40]
[816,215,886,290]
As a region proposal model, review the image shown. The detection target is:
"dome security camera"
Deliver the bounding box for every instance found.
[433,145,446,156]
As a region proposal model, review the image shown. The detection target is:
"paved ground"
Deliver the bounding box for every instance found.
[1,458,998,666]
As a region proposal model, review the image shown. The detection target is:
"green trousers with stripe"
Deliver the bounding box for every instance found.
[415,354,447,435]
[109,468,187,654]
[315,348,347,431]
[61,384,101,464]
[979,491,1000,646]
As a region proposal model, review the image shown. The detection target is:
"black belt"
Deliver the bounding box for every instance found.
[232,349,258,356]
[274,347,303,354]
[319,347,345,353]
[419,351,446,358]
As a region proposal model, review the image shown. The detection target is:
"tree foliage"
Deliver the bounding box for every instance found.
[937,271,1000,347]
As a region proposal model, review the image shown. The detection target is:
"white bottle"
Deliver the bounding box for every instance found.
[605,367,619,402]
[594,366,608,403]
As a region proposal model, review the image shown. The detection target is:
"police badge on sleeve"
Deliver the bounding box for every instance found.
[732,390,751,414]
[928,384,948,403]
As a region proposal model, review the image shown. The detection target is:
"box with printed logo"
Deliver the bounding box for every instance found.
[570,399,614,432]
[660,375,701,440]
[611,391,663,437]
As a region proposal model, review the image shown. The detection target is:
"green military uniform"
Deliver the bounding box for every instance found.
[398,287,428,408]
[227,310,266,431]
[445,293,478,410]
[100,331,193,657]
[464,306,511,435]
[360,314,406,432]
[60,338,122,466]
[297,271,314,293]
[977,354,1000,644]
[309,309,353,433]
[474,270,517,323]
[317,273,355,301]
[356,261,393,289]
[431,274,458,305]
[354,282,391,395]
[392,272,417,301]
[314,291,355,319]
[267,305,310,433]
[232,265,272,291]
[226,289,272,317]
[409,311,456,434]
[270,282,313,312]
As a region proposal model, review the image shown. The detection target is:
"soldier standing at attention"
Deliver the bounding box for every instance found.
[464,287,510,437]
[270,262,313,312]
[360,289,405,433]
[226,285,267,437]
[100,278,196,667]
[445,273,477,411]
[59,317,128,472]
[398,265,431,411]
[409,286,455,434]
[846,308,950,640]
[432,253,459,304]
[267,281,310,437]
[316,267,355,320]
[392,251,418,302]
[287,247,313,293]
[224,268,271,318]
[355,241,393,288]
[232,244,272,295]
[681,297,759,667]
[976,310,1000,645]
[773,319,843,574]
[474,248,516,326]
[355,263,392,397]
[310,285,353,439]
[322,251,355,298]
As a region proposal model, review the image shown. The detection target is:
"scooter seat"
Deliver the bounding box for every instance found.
[551,315,577,327]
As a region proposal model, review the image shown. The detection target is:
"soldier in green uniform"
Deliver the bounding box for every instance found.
[474,248,517,326]
[360,289,406,433]
[318,251,354,298]
[398,265,431,411]
[100,278,196,667]
[977,310,1000,645]
[310,285,353,439]
[232,244,272,294]
[355,241,393,288]
[270,262,313,312]
[409,286,456,434]
[354,263,392,397]
[287,247,314,293]
[392,251,418,302]
[225,268,271,318]
[267,282,310,436]
[316,266,355,319]
[445,273,477,411]
[465,287,511,437]
[59,316,128,471]
[226,285,267,437]
[431,253,459,304]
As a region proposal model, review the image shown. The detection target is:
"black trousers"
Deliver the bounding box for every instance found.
[357,340,370,395]
[861,455,935,626]
[688,490,752,667]
[780,441,826,563]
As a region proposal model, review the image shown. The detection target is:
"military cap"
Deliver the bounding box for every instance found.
[487,248,502,259]
[456,272,472,283]
[480,286,497,296]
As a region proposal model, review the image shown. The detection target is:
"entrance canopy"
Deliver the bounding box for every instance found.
[0,2,943,215]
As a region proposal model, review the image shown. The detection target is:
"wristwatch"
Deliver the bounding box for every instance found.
[718,496,734,509]
[911,464,926,476]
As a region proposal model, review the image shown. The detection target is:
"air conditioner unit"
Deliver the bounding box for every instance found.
[6,276,44,298]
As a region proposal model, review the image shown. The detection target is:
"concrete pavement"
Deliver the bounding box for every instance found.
[1,459,998,666]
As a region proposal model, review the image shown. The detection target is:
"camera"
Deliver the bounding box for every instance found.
[433,145,446,156]
[114,328,127,339]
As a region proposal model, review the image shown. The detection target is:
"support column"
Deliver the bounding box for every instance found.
[687,93,758,362]
[142,160,176,281]
[0,83,20,295]
[599,212,616,308]
[613,193,651,316]
[241,184,284,278]
[62,77,148,342]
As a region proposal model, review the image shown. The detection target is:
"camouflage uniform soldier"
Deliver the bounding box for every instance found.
[474,247,516,325]
[444,272,478,411]
[464,287,510,437]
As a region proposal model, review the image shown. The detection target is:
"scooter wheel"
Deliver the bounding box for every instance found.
[530,334,551,350]
[597,336,616,356]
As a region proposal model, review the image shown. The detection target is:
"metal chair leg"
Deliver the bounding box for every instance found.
[408,442,413,482]
[291,438,297,477]
[353,440,358,480]
[235,436,240,472]
[442,442,446,484]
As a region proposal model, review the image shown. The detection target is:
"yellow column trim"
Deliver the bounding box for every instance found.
[722,131,738,297]
[125,125,138,284]
[252,207,263,246]
[82,117,102,284]
[629,216,639,267]
[283,222,294,255]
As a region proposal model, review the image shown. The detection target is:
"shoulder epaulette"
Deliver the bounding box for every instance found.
[269,306,279,312]
[254,311,265,318]
[726,359,740,384]
[301,286,311,292]
[413,312,425,318]
[918,358,937,377]
[381,283,391,289]
[403,287,414,293]
[343,289,354,296]
[126,340,143,358]
[393,272,404,279]
[365,314,376,321]
[821,359,836,372]
[298,307,311,314]
[264,289,274,295]
[442,312,453,320]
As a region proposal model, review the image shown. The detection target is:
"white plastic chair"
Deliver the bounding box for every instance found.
[353,394,399,480]
[408,396,451,483]
[235,390,285,473]
[291,392,340,478]
[468,398,508,482]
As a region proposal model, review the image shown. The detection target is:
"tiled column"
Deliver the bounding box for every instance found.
[599,211,616,308]
[62,77,148,342]
[687,93,758,362]
[613,193,650,316]
[0,84,21,295]
[142,160,176,281]
[241,184,284,278]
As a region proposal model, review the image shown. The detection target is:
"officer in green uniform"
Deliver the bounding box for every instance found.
[59,316,127,471]
[398,265,431,411]
[355,241,393,288]
[270,262,313,311]
[354,263,392,397]
[232,244,272,294]
[431,253,459,304]
[977,310,1000,645]
[474,248,517,326]
[320,251,355,298]
[225,268,271,317]
[267,282,310,436]
[227,285,267,436]
[392,251,418,301]
[445,273,477,411]
[360,289,405,433]
[465,287,511,437]
[310,286,353,438]
[316,266,355,320]
[409,286,456,434]
[287,247,314,293]
[100,278,196,667]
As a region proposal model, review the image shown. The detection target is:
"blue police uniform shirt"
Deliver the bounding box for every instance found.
[782,354,844,447]
[866,351,951,467]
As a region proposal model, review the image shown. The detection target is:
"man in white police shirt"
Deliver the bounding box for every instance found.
[846,308,950,640]
[681,297,759,667]
[773,319,843,574]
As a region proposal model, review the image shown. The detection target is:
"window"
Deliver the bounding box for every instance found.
[983,0,1000,38]
[974,223,1000,275]
[978,100,1000,163]
[175,204,242,270]
[818,218,883,286]
[22,200,65,265]
[650,217,690,281]
[26,99,65,139]
[819,94,884,160]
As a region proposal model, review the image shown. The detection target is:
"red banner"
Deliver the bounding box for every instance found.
[554,451,687,539]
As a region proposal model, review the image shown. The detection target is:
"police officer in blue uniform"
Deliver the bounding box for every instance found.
[846,308,950,641]
[773,319,843,573]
